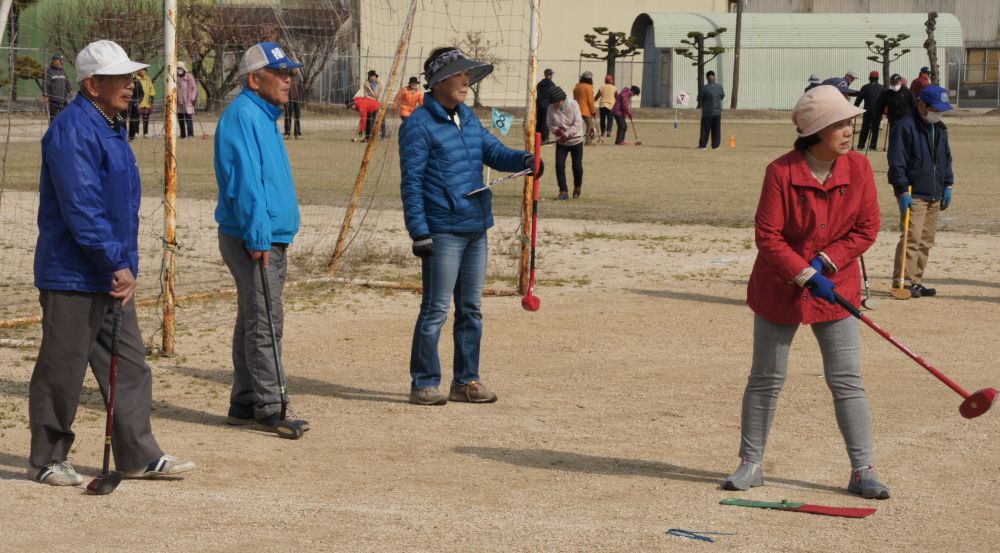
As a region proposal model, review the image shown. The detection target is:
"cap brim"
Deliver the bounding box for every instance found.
[267,60,304,71]
[927,101,952,112]
[94,59,149,76]
[428,59,494,89]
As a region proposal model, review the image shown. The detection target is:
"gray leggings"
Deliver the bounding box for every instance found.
[739,314,875,468]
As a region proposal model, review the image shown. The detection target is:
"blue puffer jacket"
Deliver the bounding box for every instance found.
[34,95,141,292]
[887,112,954,200]
[399,94,529,239]
[214,88,300,250]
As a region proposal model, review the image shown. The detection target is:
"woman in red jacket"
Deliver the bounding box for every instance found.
[724,85,890,500]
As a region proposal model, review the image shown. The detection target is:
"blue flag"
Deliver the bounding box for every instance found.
[491,107,512,137]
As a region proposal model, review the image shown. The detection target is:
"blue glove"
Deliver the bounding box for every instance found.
[898,192,913,219]
[809,256,825,274]
[941,187,952,210]
[806,272,837,305]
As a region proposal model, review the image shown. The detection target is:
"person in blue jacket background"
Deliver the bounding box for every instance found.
[29,40,195,487]
[214,42,309,434]
[887,85,954,298]
[400,47,541,406]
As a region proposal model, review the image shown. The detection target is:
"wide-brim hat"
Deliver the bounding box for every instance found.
[424,49,493,89]
[76,40,148,83]
[792,85,865,137]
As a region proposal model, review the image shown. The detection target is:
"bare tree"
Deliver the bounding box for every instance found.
[674,28,727,107]
[45,0,164,76]
[272,1,351,104]
[923,11,940,85]
[453,31,503,107]
[865,33,911,87]
[580,27,641,79]
[179,4,265,111]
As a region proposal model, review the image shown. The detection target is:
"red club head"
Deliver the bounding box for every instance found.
[960,388,997,419]
[521,294,541,312]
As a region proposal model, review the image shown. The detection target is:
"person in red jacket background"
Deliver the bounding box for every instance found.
[348,96,380,142]
[723,85,890,500]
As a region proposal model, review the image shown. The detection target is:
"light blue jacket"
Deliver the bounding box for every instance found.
[214,88,300,250]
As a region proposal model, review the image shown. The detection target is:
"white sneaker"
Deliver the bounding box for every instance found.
[29,461,85,486]
[124,454,196,479]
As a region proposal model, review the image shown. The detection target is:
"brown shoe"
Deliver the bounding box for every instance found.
[572,186,581,199]
[448,381,497,403]
[409,386,447,406]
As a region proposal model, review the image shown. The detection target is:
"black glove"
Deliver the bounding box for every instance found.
[412,235,433,258]
[523,154,544,179]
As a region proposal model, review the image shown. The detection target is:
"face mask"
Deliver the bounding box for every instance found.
[925,111,943,124]
[890,85,901,91]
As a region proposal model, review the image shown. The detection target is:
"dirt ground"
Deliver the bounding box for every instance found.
[1,206,999,551]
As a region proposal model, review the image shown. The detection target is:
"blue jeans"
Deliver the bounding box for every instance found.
[410,231,488,389]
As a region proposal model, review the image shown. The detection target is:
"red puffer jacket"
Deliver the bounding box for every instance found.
[747,149,880,325]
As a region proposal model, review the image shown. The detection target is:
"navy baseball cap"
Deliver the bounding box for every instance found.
[238,42,303,75]
[919,85,952,112]
[821,77,858,96]
[920,66,931,74]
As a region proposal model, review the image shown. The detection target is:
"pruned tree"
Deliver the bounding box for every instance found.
[580,27,641,80]
[7,0,43,101]
[865,33,910,86]
[924,11,940,85]
[14,55,44,92]
[674,27,727,107]
[45,0,164,77]
[453,31,503,107]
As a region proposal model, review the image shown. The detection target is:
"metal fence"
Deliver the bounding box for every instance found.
[949,60,1000,109]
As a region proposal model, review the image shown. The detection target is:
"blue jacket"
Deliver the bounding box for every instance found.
[34,95,141,292]
[399,94,528,238]
[887,112,954,200]
[214,88,300,250]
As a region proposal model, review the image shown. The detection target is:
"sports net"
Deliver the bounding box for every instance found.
[0,0,534,352]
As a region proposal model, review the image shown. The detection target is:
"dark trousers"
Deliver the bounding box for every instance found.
[613,114,627,144]
[699,114,722,148]
[141,112,151,136]
[857,111,880,150]
[127,103,141,139]
[599,107,614,135]
[536,108,550,142]
[284,101,301,137]
[554,142,583,193]
[29,290,164,472]
[364,110,377,139]
[47,102,65,125]
[178,113,194,138]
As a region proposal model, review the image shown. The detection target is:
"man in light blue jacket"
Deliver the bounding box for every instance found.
[215,42,308,434]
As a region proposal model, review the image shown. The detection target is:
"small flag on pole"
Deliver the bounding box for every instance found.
[491,107,512,136]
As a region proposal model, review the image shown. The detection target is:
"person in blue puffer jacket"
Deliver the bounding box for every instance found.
[400,46,541,406]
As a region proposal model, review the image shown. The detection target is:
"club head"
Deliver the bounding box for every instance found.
[274,420,306,440]
[960,388,997,419]
[521,294,541,312]
[85,471,122,495]
[889,287,912,300]
[861,298,879,310]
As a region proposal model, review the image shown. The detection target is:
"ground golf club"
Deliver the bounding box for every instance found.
[522,132,542,312]
[86,299,124,496]
[860,255,878,309]
[891,186,913,300]
[465,167,533,197]
[258,258,305,439]
[628,114,642,145]
[831,291,996,419]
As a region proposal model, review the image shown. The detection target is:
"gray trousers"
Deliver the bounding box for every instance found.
[739,315,875,468]
[218,231,289,419]
[29,291,164,472]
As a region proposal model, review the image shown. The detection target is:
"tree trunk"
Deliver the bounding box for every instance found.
[882,41,890,87]
[605,34,617,81]
[696,36,705,109]
[730,0,743,109]
[8,4,18,102]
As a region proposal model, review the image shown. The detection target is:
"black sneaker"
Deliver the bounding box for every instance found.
[256,410,310,433]
[912,283,936,297]
[226,403,256,426]
[904,284,923,298]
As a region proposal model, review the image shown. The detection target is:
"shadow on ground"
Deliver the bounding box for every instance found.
[630,288,746,307]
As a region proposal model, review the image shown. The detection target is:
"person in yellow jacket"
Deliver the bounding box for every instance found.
[393,76,425,121]
[594,74,618,142]
[573,71,597,144]
[136,68,155,138]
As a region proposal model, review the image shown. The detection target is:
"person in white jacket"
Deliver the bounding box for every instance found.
[545,86,585,199]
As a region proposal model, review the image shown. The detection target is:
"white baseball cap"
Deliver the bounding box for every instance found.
[76,40,148,83]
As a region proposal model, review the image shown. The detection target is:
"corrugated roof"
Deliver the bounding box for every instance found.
[632,12,964,50]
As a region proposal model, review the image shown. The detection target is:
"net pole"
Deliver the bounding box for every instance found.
[0,1,13,47]
[161,0,179,355]
[518,0,540,295]
[327,0,418,276]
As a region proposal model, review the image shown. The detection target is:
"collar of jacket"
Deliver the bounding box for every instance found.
[73,94,125,139]
[788,148,851,191]
[239,88,282,122]
[423,93,471,125]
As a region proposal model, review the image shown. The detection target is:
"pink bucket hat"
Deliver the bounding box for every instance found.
[792,85,865,137]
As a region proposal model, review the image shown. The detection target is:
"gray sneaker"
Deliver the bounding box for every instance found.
[409,386,448,406]
[29,461,85,486]
[448,380,498,403]
[848,465,891,500]
[723,457,764,491]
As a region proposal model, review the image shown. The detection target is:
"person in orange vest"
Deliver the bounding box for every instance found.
[393,76,425,122]
[573,71,597,144]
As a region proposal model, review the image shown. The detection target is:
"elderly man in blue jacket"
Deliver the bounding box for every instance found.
[30,40,195,486]
[887,85,955,298]
[215,42,309,435]
[400,47,540,406]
